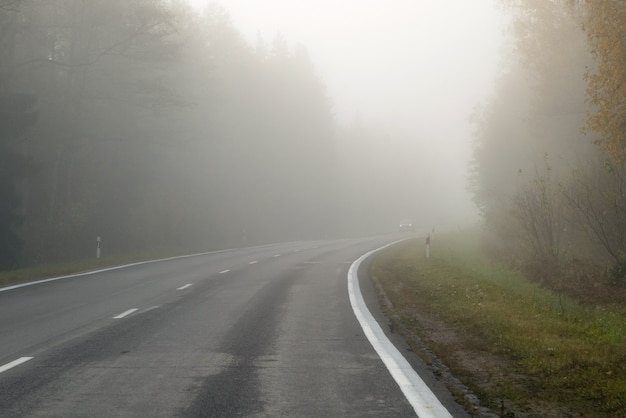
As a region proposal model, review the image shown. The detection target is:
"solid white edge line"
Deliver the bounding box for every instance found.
[0,240,298,293]
[113,308,139,319]
[0,248,237,293]
[0,357,33,374]
[348,240,453,418]
[0,240,321,293]
[177,284,193,290]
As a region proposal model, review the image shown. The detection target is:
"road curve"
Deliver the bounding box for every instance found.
[0,237,468,417]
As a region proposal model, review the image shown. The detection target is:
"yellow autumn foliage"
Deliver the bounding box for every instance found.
[584,0,626,160]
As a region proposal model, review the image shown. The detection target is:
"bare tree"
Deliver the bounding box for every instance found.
[561,155,626,261]
[512,155,564,262]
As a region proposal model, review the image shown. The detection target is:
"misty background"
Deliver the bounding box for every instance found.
[2,0,503,268]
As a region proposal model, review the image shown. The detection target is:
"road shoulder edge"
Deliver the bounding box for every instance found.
[348,240,455,418]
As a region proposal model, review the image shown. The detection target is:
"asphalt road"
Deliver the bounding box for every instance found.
[0,236,468,417]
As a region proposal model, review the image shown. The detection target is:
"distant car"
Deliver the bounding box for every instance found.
[398,220,416,232]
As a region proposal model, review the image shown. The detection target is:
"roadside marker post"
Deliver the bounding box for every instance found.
[426,235,431,258]
[96,236,101,259]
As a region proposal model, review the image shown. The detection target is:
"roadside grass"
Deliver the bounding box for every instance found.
[0,250,206,289]
[370,229,626,417]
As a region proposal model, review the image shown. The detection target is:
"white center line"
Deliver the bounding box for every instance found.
[219,269,230,274]
[248,260,258,265]
[113,308,139,319]
[0,357,33,374]
[177,284,193,290]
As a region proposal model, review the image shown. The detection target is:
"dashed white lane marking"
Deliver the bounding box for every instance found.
[0,357,33,374]
[248,261,258,265]
[219,269,230,274]
[273,254,281,257]
[177,284,193,290]
[0,248,242,293]
[113,308,139,319]
[142,306,159,313]
[348,240,453,418]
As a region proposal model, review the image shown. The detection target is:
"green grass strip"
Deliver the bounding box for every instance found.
[370,229,626,416]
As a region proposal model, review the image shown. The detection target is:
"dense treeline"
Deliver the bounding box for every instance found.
[0,1,339,268]
[472,0,626,291]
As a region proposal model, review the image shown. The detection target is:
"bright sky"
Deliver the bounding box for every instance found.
[186,0,506,223]
[186,1,504,124]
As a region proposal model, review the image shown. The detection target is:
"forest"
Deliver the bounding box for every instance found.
[1,0,429,270]
[472,0,626,294]
[3,0,626,285]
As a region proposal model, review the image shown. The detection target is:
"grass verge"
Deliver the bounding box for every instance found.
[0,250,205,289]
[370,229,626,417]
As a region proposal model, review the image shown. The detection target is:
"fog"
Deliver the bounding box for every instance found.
[205,0,505,228]
[0,0,505,267]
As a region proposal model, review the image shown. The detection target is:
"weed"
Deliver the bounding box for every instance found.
[371,228,626,417]
[609,254,626,286]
